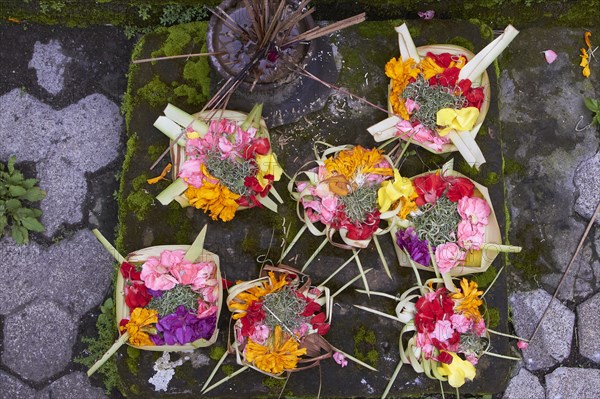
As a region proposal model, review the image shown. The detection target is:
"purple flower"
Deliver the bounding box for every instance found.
[147,288,163,298]
[396,227,431,266]
[153,305,216,345]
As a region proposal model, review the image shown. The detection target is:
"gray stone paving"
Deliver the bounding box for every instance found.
[509,289,575,371]
[502,367,545,399]
[545,367,600,399]
[577,292,600,363]
[0,24,127,397]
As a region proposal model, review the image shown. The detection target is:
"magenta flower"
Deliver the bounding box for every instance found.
[333,352,348,367]
[153,305,216,345]
[434,243,466,273]
[396,227,431,266]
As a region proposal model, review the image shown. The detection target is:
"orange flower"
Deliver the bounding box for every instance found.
[451,278,483,321]
[147,163,172,184]
[386,57,419,119]
[324,146,393,181]
[185,177,240,222]
[229,272,288,319]
[120,307,158,347]
[419,56,445,80]
[244,326,307,374]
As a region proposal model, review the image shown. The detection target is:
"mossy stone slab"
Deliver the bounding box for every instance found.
[113,19,511,398]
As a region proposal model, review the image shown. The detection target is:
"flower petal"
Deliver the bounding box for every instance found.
[543,50,557,64]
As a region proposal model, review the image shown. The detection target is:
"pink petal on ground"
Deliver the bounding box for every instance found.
[418,10,435,20]
[543,50,558,64]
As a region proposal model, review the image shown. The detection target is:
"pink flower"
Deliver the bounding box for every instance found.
[415,332,435,359]
[218,136,234,155]
[199,284,220,303]
[396,120,434,143]
[473,318,487,336]
[466,354,479,365]
[320,196,339,223]
[190,262,217,291]
[418,10,435,20]
[296,181,309,194]
[457,220,485,250]
[457,197,491,226]
[170,259,198,285]
[543,50,557,64]
[294,323,310,337]
[140,256,178,291]
[435,243,466,273]
[333,352,348,367]
[405,98,419,113]
[178,159,204,188]
[250,324,270,345]
[197,300,218,319]
[450,313,471,334]
[431,319,455,343]
[517,340,529,350]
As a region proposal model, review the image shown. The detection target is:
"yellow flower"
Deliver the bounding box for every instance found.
[120,307,158,347]
[245,326,307,374]
[436,107,480,136]
[419,56,445,80]
[398,192,419,219]
[390,91,410,120]
[229,272,288,319]
[580,48,590,78]
[437,352,476,388]
[377,169,416,213]
[186,179,240,222]
[255,153,283,188]
[324,146,393,182]
[451,278,483,321]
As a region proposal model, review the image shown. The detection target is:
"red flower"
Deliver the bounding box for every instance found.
[445,177,474,202]
[436,351,453,364]
[430,67,460,87]
[414,288,454,334]
[243,138,271,159]
[414,173,447,206]
[120,261,141,281]
[427,52,453,68]
[344,211,381,240]
[244,176,264,193]
[310,312,331,335]
[124,281,152,309]
[241,301,266,337]
[457,79,485,109]
[301,300,322,317]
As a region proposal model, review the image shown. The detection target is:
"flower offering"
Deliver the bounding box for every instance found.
[87,226,222,376]
[391,161,520,275]
[155,104,283,221]
[368,24,518,168]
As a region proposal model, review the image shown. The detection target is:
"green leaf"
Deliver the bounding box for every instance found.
[15,208,34,218]
[0,215,7,232]
[21,216,45,232]
[594,114,600,126]
[7,155,16,174]
[22,178,39,189]
[9,185,27,197]
[8,171,24,184]
[11,224,28,244]
[584,97,600,112]
[5,199,21,211]
[22,187,46,202]
[32,209,42,217]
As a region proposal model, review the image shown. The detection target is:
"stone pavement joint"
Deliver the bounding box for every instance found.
[36,372,107,399]
[502,367,545,399]
[544,367,600,399]
[577,292,600,363]
[0,371,37,399]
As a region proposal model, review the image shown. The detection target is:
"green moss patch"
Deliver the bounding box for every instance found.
[353,325,379,368]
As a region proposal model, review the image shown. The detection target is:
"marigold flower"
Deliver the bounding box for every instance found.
[229,272,288,319]
[386,57,419,119]
[323,146,393,181]
[451,278,483,321]
[186,179,240,222]
[120,307,158,347]
[580,48,590,78]
[244,325,307,374]
[419,56,446,80]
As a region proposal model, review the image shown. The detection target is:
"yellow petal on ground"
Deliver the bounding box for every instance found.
[147,163,172,184]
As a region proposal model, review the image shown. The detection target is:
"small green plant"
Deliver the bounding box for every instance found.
[159,5,209,26]
[584,97,600,126]
[0,156,46,244]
